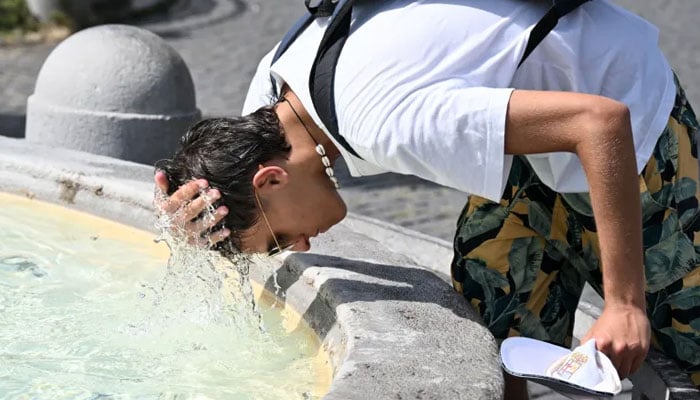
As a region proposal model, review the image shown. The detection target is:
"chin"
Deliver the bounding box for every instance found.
[330,197,348,226]
[316,191,347,232]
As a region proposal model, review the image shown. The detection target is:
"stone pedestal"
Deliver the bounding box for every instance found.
[25,24,200,165]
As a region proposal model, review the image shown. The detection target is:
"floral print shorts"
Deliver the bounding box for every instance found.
[452,75,700,386]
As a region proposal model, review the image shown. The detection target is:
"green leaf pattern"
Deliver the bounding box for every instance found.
[561,193,594,217]
[645,214,696,292]
[658,328,700,366]
[453,77,700,375]
[456,203,508,243]
[508,237,543,294]
[465,258,508,305]
[674,177,697,204]
[528,202,552,238]
[660,287,700,310]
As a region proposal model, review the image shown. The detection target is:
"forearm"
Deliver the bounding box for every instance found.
[505,90,649,373]
[505,90,646,307]
[575,104,645,308]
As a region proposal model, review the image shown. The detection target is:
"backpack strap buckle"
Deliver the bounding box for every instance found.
[305,0,339,17]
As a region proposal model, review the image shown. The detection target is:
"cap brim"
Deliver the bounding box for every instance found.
[500,337,616,399]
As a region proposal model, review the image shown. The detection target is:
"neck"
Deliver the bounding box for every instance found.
[276,90,341,162]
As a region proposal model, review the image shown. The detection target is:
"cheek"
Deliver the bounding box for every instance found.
[290,196,319,221]
[292,186,343,223]
[321,192,347,221]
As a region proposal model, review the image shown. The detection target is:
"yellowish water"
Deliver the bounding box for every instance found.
[0,192,331,399]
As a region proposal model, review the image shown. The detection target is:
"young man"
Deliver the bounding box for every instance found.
[155,0,700,395]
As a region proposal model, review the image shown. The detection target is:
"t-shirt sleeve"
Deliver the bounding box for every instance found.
[344,82,514,202]
[241,46,279,115]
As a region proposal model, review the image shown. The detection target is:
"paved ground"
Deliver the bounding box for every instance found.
[1,2,696,398]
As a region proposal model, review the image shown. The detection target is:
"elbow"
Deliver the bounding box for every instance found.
[587,96,632,137]
[581,96,632,147]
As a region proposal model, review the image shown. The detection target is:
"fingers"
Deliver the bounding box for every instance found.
[205,227,232,246]
[153,173,234,248]
[154,170,169,194]
[630,351,646,376]
[190,226,231,247]
[582,305,651,379]
[153,171,170,210]
[162,179,209,214]
[177,189,221,223]
[614,347,633,378]
[185,205,229,235]
[593,336,618,371]
[596,338,625,376]
[594,335,648,378]
[621,339,648,377]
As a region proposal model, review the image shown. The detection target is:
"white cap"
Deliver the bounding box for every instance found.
[501,337,622,398]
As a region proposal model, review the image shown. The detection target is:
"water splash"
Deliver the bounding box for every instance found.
[0,192,329,399]
[144,184,266,333]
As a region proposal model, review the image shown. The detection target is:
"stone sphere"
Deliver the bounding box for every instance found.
[26,24,201,165]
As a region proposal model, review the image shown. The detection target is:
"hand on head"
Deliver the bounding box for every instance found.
[154,170,231,247]
[151,110,293,255]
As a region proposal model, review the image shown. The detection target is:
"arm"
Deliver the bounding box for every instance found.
[505,90,649,377]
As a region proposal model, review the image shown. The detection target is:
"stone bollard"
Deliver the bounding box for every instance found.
[26,24,201,165]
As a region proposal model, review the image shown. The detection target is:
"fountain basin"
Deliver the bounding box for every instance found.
[1,191,331,398]
[0,136,503,399]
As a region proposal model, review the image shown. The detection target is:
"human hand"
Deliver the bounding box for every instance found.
[581,303,650,378]
[154,170,230,246]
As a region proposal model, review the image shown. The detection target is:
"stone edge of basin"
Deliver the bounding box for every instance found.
[0,136,503,399]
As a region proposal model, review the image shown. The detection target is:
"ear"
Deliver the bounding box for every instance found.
[252,164,289,192]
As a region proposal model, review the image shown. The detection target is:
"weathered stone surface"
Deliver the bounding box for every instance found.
[0,136,504,399]
[25,24,201,164]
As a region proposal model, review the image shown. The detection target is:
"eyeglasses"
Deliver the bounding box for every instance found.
[254,189,294,256]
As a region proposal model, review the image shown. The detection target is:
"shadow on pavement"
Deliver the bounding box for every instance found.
[264,252,479,340]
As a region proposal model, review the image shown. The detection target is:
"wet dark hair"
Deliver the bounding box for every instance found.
[156,105,290,255]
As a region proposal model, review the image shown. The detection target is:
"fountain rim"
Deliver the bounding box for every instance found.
[0,136,503,399]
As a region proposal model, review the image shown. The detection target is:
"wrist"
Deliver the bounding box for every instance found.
[604,294,646,310]
[602,260,646,309]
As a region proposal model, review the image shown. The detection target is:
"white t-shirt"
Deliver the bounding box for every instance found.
[243,0,675,202]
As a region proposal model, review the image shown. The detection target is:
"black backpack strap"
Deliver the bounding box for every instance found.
[270,10,314,96]
[304,0,337,17]
[309,0,363,158]
[270,1,346,96]
[275,0,592,160]
[518,0,591,67]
